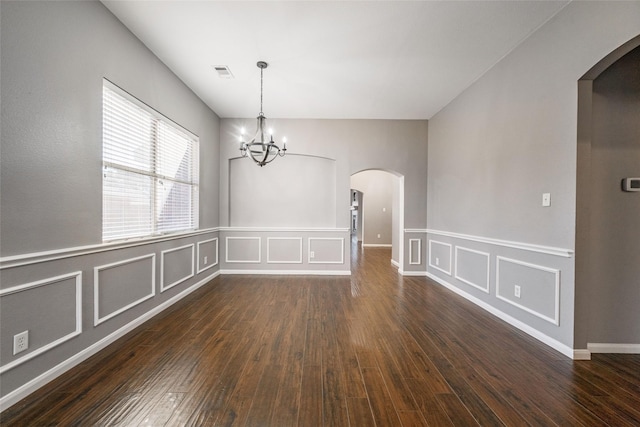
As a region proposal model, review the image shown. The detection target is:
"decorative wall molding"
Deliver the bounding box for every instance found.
[426,229,574,258]
[409,239,422,265]
[0,271,219,413]
[267,237,303,264]
[221,226,350,233]
[496,256,560,326]
[197,238,219,274]
[308,237,345,264]
[587,343,640,354]
[220,269,350,276]
[225,237,261,263]
[0,272,83,374]
[160,244,195,292]
[454,246,490,293]
[0,228,219,270]
[426,272,574,359]
[94,254,156,326]
[428,240,452,275]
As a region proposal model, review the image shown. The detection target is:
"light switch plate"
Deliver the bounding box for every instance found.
[542,193,551,207]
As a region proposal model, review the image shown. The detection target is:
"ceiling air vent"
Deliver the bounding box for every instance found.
[213,65,234,79]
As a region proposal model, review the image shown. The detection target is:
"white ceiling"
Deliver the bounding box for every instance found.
[102,1,569,120]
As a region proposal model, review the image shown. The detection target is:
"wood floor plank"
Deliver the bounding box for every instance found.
[347,397,376,427]
[361,367,402,426]
[298,365,323,427]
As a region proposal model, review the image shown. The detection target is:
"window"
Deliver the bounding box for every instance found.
[102,80,199,241]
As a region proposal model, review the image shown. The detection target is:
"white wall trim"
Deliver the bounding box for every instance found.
[266,237,303,264]
[196,238,219,274]
[425,229,574,258]
[496,256,560,326]
[428,240,452,275]
[400,270,428,277]
[225,237,261,263]
[0,228,219,270]
[454,246,490,294]
[308,237,345,264]
[0,271,219,413]
[0,272,83,374]
[573,349,592,360]
[160,244,195,292]
[426,272,574,359]
[94,254,156,326]
[587,343,640,354]
[409,239,422,265]
[221,226,350,233]
[404,228,428,233]
[390,259,400,269]
[220,269,350,276]
[362,244,392,248]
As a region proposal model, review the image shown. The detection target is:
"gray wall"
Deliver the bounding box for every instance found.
[426,1,640,351]
[220,119,428,273]
[0,0,220,406]
[586,45,640,344]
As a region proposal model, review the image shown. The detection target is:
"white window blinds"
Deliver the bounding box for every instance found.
[102,82,199,241]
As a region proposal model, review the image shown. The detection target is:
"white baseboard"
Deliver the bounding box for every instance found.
[573,349,592,360]
[220,269,351,276]
[362,244,392,248]
[400,270,427,277]
[587,343,640,354]
[0,271,220,413]
[426,272,575,359]
[390,259,400,269]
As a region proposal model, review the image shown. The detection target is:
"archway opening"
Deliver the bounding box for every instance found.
[350,169,404,270]
[576,35,640,354]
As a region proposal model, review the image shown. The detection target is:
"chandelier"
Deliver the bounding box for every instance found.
[240,61,287,167]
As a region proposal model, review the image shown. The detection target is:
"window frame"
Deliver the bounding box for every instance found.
[102,79,200,242]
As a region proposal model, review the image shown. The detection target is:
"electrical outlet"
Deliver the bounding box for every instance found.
[435,257,440,266]
[204,256,208,265]
[377,234,381,239]
[514,285,521,298]
[310,251,315,259]
[542,193,551,207]
[13,330,29,355]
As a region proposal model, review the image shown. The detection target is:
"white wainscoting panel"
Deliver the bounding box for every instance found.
[409,239,422,265]
[267,237,303,264]
[161,244,195,292]
[94,254,156,326]
[454,246,490,293]
[496,256,560,325]
[0,272,82,374]
[225,237,261,263]
[197,238,219,274]
[308,238,344,264]
[428,240,452,275]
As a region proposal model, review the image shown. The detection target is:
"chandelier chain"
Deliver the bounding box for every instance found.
[260,66,264,115]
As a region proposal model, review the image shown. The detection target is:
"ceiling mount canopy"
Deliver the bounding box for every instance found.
[239,61,287,167]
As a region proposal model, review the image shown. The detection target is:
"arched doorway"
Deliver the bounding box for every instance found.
[575,35,640,355]
[350,169,405,270]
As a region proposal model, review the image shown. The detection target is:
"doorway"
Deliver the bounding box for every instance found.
[575,35,640,353]
[350,170,404,270]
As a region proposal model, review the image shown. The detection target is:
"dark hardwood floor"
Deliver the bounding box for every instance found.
[2,243,640,426]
